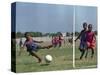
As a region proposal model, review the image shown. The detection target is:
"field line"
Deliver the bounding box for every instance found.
[75,65,97,68]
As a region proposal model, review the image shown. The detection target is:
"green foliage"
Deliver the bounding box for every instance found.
[16,32,24,38]
[16,31,81,38]
[16,32,43,37]
[56,32,62,36]
[75,31,80,36]
[29,32,42,37]
[16,32,64,38]
[66,32,71,36]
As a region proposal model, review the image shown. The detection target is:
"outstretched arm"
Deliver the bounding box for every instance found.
[33,40,43,43]
[75,31,83,42]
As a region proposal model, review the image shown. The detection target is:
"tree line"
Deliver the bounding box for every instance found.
[16,31,97,38]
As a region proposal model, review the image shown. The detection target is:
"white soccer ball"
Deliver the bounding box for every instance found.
[45,55,53,63]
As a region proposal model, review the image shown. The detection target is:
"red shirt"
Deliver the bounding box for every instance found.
[86,31,95,43]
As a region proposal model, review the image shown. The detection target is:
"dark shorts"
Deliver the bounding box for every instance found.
[79,41,87,50]
[27,45,42,52]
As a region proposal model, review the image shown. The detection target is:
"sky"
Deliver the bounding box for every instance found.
[15,2,97,33]
[75,6,97,32]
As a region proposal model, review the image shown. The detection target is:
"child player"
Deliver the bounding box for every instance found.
[23,32,53,63]
[57,35,63,47]
[75,22,87,59]
[85,24,96,58]
[18,38,23,56]
[52,36,57,47]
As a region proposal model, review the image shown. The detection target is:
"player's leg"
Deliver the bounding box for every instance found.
[91,48,94,58]
[79,42,85,59]
[79,48,83,52]
[91,42,96,58]
[18,45,23,56]
[84,42,88,58]
[29,51,42,63]
[31,44,53,52]
[59,42,62,47]
[79,42,83,52]
[52,43,54,47]
[37,45,53,49]
[80,49,85,59]
[52,43,55,47]
[18,47,22,56]
[85,42,91,58]
[85,48,88,58]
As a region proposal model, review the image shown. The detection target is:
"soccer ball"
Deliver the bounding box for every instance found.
[45,55,53,63]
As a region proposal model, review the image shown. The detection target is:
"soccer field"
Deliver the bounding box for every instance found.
[74,40,97,69]
[16,46,73,73]
[75,47,97,69]
[15,42,97,73]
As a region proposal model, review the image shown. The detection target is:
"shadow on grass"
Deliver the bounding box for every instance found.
[75,58,80,60]
[40,63,50,66]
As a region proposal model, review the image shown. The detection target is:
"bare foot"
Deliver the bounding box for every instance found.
[47,45,53,49]
[38,58,42,63]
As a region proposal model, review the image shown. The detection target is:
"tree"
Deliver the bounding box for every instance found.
[16,32,24,38]
[29,32,43,37]
[56,32,62,36]
[75,31,79,36]
[66,32,70,37]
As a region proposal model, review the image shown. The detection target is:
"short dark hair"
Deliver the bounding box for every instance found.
[88,24,92,28]
[83,22,87,26]
[24,32,31,37]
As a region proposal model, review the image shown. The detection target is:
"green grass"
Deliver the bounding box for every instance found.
[75,47,97,69]
[16,46,73,73]
[15,44,97,73]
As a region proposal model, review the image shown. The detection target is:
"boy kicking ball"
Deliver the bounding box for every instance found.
[23,32,53,63]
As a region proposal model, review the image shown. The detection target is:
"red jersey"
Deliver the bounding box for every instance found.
[86,31,95,43]
[52,37,57,44]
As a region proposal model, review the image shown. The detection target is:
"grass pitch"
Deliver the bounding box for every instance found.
[15,42,97,73]
[75,47,97,69]
[16,46,73,73]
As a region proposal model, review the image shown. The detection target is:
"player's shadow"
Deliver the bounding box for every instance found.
[40,63,50,66]
[75,58,81,60]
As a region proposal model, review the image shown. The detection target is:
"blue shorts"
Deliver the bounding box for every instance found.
[27,44,41,52]
[79,41,87,50]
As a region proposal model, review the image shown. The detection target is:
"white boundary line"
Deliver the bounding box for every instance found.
[73,6,75,68]
[75,65,97,68]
